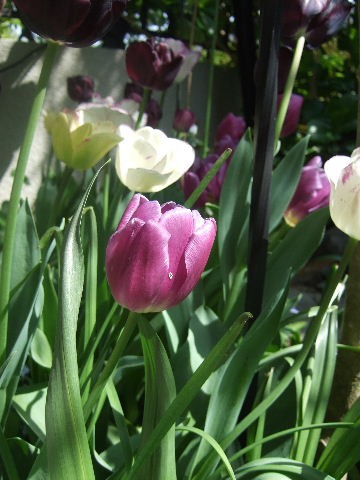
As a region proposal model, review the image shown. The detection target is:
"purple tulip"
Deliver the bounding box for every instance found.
[278,93,304,137]
[173,108,196,133]
[67,75,95,103]
[145,98,163,128]
[182,154,228,207]
[125,39,184,91]
[282,0,354,48]
[163,38,202,83]
[284,156,331,226]
[215,113,247,143]
[13,0,128,46]
[106,194,217,312]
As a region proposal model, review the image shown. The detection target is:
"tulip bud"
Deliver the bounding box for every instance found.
[106,193,217,312]
[215,113,247,143]
[324,148,360,240]
[115,125,195,192]
[173,108,196,133]
[285,156,331,226]
[146,98,163,128]
[67,75,95,103]
[281,0,354,48]
[13,0,128,47]
[125,39,184,91]
[277,93,304,137]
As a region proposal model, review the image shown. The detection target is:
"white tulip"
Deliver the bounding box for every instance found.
[324,147,360,240]
[115,126,195,192]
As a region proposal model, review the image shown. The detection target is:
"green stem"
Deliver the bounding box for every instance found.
[0,427,20,480]
[83,311,138,422]
[103,162,111,229]
[0,41,59,365]
[202,0,220,157]
[274,35,305,147]
[135,88,151,130]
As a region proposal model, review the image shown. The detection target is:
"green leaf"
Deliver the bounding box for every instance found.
[264,207,329,306]
[30,328,52,369]
[269,137,309,231]
[44,168,105,480]
[292,310,338,465]
[234,457,335,479]
[137,316,177,480]
[317,397,360,477]
[218,132,253,295]
[13,385,47,441]
[11,200,41,290]
[191,283,288,479]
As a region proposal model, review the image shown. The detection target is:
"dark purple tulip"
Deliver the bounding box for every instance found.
[13,0,128,47]
[124,82,144,99]
[215,113,247,143]
[67,75,95,103]
[146,98,163,128]
[281,0,354,47]
[183,154,228,207]
[284,156,331,226]
[277,93,304,137]
[125,39,184,91]
[173,108,196,133]
[106,194,217,312]
[214,134,238,156]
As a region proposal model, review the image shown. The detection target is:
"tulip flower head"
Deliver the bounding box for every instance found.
[67,75,95,103]
[13,0,128,46]
[106,194,217,312]
[45,100,134,170]
[125,38,184,91]
[281,0,354,48]
[285,156,331,226]
[324,148,360,240]
[215,113,247,144]
[163,38,202,83]
[173,108,197,133]
[277,93,304,137]
[115,125,195,192]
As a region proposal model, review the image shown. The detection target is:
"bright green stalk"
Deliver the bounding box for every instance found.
[135,88,151,129]
[202,0,220,157]
[0,41,59,365]
[274,35,305,147]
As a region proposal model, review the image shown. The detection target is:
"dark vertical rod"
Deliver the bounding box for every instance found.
[245,0,282,319]
[232,0,257,126]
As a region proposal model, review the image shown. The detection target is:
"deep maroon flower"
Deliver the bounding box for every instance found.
[13,0,128,47]
[67,75,95,103]
[163,38,202,83]
[282,0,354,48]
[278,93,304,137]
[284,156,331,226]
[215,113,247,143]
[125,39,184,91]
[183,154,228,207]
[124,82,144,99]
[106,194,217,312]
[173,108,196,133]
[146,98,163,128]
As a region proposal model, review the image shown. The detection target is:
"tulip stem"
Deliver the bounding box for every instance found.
[135,88,151,129]
[0,41,59,365]
[274,35,305,148]
[83,311,138,423]
[202,0,220,157]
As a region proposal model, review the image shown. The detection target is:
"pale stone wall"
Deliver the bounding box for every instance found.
[0,39,242,205]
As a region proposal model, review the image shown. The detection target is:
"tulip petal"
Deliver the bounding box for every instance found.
[72,132,121,170]
[118,193,148,229]
[167,217,217,305]
[325,155,360,240]
[108,220,171,312]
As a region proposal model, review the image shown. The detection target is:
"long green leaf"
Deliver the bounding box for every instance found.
[137,316,177,480]
[44,169,104,480]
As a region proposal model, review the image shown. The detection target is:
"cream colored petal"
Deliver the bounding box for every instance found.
[159,138,195,184]
[136,127,169,160]
[123,168,173,192]
[327,156,360,240]
[324,155,353,186]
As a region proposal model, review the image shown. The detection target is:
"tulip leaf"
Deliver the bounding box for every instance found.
[269,136,309,231]
[137,315,177,480]
[218,132,253,296]
[44,168,105,480]
[191,281,288,479]
[13,386,47,441]
[264,207,329,307]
